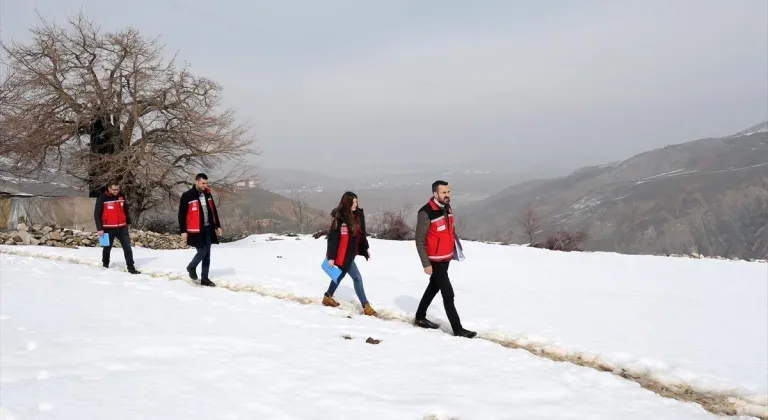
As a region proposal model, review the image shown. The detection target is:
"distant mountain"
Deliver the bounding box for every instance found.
[464,122,768,259]
[257,167,349,193]
[259,165,531,227]
[731,121,768,137]
[216,186,326,234]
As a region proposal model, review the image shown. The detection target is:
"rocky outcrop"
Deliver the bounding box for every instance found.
[0,223,188,249]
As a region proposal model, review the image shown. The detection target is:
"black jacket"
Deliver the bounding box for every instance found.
[326,208,370,279]
[178,187,222,248]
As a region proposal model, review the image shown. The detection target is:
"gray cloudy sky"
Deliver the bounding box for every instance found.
[2,0,767,176]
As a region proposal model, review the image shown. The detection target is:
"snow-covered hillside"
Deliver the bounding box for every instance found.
[1,236,766,419]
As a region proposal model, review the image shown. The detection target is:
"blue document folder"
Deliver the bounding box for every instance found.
[98,233,111,247]
[321,258,343,283]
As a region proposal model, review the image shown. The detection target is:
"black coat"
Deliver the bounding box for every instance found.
[178,187,221,248]
[326,208,370,279]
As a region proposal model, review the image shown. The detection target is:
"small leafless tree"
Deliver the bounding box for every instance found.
[0,12,259,222]
[291,194,317,234]
[520,203,541,245]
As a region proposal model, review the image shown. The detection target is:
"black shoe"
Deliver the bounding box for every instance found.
[127,266,141,274]
[454,328,477,338]
[201,278,216,287]
[187,268,198,280]
[103,262,109,268]
[414,318,440,329]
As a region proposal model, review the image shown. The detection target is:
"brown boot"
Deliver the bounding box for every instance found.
[322,295,340,307]
[363,303,377,316]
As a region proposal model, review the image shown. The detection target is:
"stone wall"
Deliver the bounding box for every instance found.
[1,223,187,249]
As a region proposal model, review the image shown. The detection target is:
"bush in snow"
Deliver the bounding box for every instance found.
[139,216,178,235]
[535,230,588,252]
[369,209,414,241]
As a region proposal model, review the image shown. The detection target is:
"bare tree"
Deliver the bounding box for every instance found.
[520,203,541,245]
[0,12,259,222]
[291,194,317,234]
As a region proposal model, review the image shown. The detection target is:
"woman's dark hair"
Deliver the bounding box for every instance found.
[332,191,359,233]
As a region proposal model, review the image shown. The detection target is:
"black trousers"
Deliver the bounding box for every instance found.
[102,226,135,267]
[187,225,213,279]
[415,260,463,332]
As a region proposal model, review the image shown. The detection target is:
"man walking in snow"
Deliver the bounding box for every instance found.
[94,180,140,274]
[178,173,222,287]
[413,180,476,338]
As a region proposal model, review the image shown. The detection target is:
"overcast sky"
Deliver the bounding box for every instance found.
[2,0,767,177]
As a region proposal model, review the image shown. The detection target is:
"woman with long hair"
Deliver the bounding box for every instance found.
[323,191,376,316]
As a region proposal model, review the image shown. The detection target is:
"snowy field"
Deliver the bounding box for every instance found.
[1,235,766,419]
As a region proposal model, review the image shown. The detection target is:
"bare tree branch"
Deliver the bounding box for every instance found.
[0,11,260,222]
[291,194,318,234]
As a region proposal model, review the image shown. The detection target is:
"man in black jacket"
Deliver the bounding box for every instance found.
[178,173,222,287]
[94,180,140,274]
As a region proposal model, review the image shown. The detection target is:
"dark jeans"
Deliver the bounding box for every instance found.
[187,225,213,279]
[415,261,463,332]
[102,226,135,267]
[325,260,369,306]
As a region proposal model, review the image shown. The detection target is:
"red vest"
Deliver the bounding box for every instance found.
[333,223,351,265]
[329,214,361,266]
[425,199,454,262]
[101,193,127,228]
[185,189,218,233]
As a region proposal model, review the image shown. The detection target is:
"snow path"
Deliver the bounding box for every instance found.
[1,246,765,419]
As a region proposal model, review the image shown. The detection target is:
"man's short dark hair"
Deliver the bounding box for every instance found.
[432,180,448,193]
[195,173,208,180]
[107,179,120,187]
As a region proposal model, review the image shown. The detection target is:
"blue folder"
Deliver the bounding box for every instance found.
[321,258,343,283]
[98,233,111,247]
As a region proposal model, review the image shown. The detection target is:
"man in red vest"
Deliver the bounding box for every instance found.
[94,180,140,274]
[178,173,222,287]
[413,180,476,338]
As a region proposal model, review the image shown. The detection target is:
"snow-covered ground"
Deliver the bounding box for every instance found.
[1,236,766,419]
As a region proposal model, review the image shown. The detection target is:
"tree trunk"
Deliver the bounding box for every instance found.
[121,171,147,226]
[87,117,117,198]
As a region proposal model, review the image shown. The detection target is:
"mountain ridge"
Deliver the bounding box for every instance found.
[463,121,768,259]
